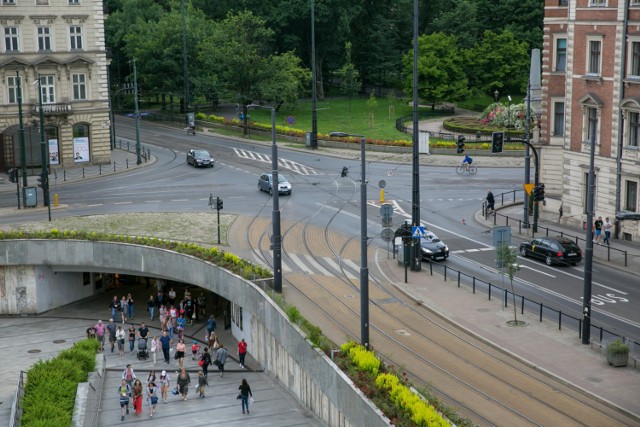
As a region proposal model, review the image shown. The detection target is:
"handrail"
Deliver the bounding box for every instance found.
[9,370,26,427]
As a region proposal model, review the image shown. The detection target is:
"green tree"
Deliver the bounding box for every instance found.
[496,242,521,324]
[403,33,468,109]
[465,30,529,98]
[335,42,362,112]
[429,0,482,49]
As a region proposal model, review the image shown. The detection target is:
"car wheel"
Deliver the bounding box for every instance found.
[545,255,553,266]
[269,188,273,196]
[258,183,262,192]
[519,247,527,257]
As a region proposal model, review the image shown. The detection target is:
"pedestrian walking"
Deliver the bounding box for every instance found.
[109,295,120,321]
[201,347,212,378]
[158,304,167,330]
[132,378,143,416]
[159,370,170,403]
[176,367,191,401]
[116,325,126,356]
[122,364,136,389]
[197,292,206,319]
[603,217,613,245]
[209,331,219,352]
[95,320,105,351]
[86,324,96,340]
[167,315,175,339]
[206,315,217,337]
[593,216,604,243]
[150,336,159,365]
[486,190,495,214]
[107,318,117,353]
[238,378,253,414]
[147,380,158,417]
[197,370,207,398]
[159,330,172,364]
[215,343,229,377]
[175,338,186,369]
[147,295,155,320]
[176,313,186,340]
[237,338,247,368]
[127,293,135,320]
[117,379,131,422]
[128,323,136,354]
[168,288,176,306]
[120,295,128,323]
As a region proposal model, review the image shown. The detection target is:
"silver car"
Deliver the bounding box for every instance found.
[258,173,292,195]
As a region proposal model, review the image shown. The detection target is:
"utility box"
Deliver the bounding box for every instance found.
[305,132,311,147]
[24,187,37,207]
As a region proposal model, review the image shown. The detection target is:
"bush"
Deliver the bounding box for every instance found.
[607,338,629,355]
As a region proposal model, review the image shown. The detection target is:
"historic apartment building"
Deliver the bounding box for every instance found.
[0,0,110,174]
[541,0,640,241]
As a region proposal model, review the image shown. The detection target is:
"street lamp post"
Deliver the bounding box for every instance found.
[35,75,51,221]
[507,95,512,128]
[310,0,318,150]
[410,0,421,272]
[494,90,499,103]
[132,59,142,165]
[16,71,28,199]
[581,132,596,344]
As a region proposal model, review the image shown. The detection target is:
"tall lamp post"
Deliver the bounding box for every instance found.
[581,132,597,344]
[181,0,190,114]
[335,132,370,349]
[494,89,499,103]
[310,0,318,149]
[35,75,51,220]
[132,59,142,165]
[507,95,512,128]
[410,0,421,271]
[16,71,28,198]
[248,104,282,293]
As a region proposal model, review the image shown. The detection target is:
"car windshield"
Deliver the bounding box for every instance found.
[277,175,289,183]
[194,151,210,158]
[422,232,440,243]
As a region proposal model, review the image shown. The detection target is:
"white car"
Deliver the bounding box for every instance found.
[258,173,292,195]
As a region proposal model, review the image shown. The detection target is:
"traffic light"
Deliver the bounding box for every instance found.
[533,183,545,202]
[491,132,505,153]
[216,197,223,210]
[456,135,466,154]
[37,172,48,190]
[341,166,349,177]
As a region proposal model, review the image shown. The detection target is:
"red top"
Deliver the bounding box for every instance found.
[238,340,247,354]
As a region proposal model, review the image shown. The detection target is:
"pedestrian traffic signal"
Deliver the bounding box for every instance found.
[341,166,349,177]
[532,183,545,202]
[37,172,48,190]
[456,135,466,154]
[491,132,504,153]
[216,197,223,210]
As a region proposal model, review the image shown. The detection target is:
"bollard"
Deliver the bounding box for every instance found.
[54,193,59,207]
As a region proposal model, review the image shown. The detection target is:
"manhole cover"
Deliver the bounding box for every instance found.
[394,329,411,336]
[53,339,66,344]
[28,349,41,354]
[344,294,355,299]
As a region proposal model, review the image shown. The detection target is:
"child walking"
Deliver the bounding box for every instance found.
[197,370,207,398]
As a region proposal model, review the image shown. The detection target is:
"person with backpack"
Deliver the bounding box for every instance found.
[215,343,229,377]
[201,347,212,378]
[117,379,132,421]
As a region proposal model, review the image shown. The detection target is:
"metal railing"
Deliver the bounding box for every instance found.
[422,260,640,352]
[9,370,26,427]
[482,190,630,267]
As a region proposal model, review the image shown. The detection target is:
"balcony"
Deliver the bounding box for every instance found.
[31,103,72,116]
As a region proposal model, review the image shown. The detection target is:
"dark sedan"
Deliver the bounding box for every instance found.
[519,237,582,266]
[420,231,449,261]
[187,149,214,168]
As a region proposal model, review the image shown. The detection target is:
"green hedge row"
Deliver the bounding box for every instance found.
[22,339,100,426]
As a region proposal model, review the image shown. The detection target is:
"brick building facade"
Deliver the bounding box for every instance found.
[0,0,110,175]
[541,0,640,241]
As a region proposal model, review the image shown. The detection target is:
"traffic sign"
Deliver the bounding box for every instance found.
[382,217,392,228]
[523,183,535,195]
[380,203,393,218]
[381,227,394,242]
[378,179,386,189]
[411,225,425,238]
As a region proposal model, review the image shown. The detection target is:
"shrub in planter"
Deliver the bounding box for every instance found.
[606,339,629,367]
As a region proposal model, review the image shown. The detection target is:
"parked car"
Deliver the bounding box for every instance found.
[420,231,449,261]
[258,172,292,195]
[519,236,582,266]
[187,149,214,168]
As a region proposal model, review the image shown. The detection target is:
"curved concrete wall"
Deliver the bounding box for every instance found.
[0,240,389,427]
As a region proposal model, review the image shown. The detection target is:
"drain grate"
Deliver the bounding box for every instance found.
[53,339,66,344]
[28,349,41,354]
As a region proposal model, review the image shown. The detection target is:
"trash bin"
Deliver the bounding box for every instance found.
[24,187,37,207]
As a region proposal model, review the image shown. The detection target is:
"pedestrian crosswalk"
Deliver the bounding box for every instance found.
[232,148,322,175]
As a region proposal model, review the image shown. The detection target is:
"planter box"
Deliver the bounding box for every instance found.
[607,351,629,367]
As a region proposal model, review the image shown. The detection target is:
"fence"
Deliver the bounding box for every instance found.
[9,370,26,427]
[483,190,630,267]
[50,139,150,183]
[421,258,640,352]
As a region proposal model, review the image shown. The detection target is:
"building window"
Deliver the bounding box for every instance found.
[586,107,598,143]
[4,27,19,51]
[69,26,83,50]
[625,181,638,212]
[36,0,49,4]
[558,0,568,5]
[632,0,640,6]
[630,42,640,77]
[555,38,567,72]
[630,112,640,147]
[2,0,17,4]
[72,73,87,100]
[589,0,606,6]
[7,76,22,104]
[554,102,565,136]
[39,75,55,103]
[69,0,80,4]
[588,40,601,75]
[37,27,51,51]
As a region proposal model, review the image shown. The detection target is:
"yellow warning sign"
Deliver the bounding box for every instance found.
[523,183,535,195]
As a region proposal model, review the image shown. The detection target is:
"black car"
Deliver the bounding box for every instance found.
[519,236,582,266]
[187,149,214,168]
[420,231,449,261]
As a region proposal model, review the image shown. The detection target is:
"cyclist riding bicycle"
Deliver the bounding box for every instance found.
[462,154,473,171]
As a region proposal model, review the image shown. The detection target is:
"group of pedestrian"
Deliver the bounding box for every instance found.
[593,216,613,245]
[117,366,159,421]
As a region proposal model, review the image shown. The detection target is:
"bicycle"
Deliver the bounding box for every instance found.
[456,162,477,175]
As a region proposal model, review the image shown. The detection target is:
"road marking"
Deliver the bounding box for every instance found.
[288,253,312,274]
[114,202,132,205]
[144,200,162,203]
[303,254,332,276]
[232,148,322,175]
[518,264,556,277]
[315,203,377,226]
[88,204,103,207]
[342,258,360,273]
[324,257,357,280]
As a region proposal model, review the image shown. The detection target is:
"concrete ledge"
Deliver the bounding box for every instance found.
[72,354,106,427]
